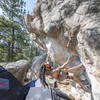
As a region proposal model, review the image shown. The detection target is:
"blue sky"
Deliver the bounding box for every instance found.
[24,0,36,13]
[0,8,2,15]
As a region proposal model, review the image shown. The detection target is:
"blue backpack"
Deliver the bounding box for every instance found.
[0,66,28,100]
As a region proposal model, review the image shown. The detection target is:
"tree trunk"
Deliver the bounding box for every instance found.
[11,27,15,61]
[8,42,11,62]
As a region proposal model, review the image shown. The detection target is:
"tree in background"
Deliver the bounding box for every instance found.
[0,0,39,62]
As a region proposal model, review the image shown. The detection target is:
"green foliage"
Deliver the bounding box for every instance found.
[0,0,39,62]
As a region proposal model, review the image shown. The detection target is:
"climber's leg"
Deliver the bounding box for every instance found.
[68,73,87,91]
[64,64,84,73]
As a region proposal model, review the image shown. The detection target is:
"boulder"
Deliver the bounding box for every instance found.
[0,60,28,84]
[24,0,100,99]
[26,53,47,80]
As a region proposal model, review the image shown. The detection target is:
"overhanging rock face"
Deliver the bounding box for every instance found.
[24,0,100,99]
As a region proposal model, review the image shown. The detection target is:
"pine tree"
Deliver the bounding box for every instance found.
[0,0,38,62]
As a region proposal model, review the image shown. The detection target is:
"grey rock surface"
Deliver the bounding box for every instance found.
[26,87,71,100]
[0,60,28,84]
[26,87,52,100]
[24,0,100,99]
[26,53,47,80]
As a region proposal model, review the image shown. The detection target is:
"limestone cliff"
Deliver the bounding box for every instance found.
[24,0,100,99]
